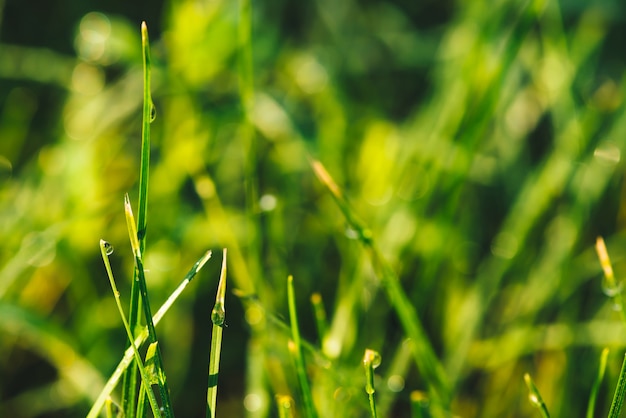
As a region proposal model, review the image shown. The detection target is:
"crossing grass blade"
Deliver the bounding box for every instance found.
[206,248,228,418]
[87,250,212,418]
[99,239,162,417]
[124,194,175,417]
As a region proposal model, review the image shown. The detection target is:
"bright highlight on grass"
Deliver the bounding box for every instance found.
[524,373,550,418]
[363,348,381,418]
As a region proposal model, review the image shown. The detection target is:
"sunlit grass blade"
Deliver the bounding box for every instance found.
[310,293,328,345]
[524,373,550,418]
[206,248,228,418]
[309,158,449,403]
[123,20,154,416]
[609,352,626,418]
[363,349,381,418]
[99,239,162,417]
[124,195,175,417]
[595,237,626,323]
[87,249,212,418]
[287,275,318,418]
[587,348,609,418]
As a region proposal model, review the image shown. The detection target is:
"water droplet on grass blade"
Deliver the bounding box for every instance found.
[103,241,114,255]
[602,279,622,297]
[150,102,157,122]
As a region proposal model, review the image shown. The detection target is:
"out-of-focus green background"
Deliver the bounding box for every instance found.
[2,0,626,416]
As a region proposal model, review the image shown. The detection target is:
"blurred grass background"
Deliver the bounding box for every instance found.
[2,0,626,416]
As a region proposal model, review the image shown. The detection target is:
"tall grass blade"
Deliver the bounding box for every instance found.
[309,158,449,403]
[87,250,212,418]
[524,373,550,418]
[609,352,626,418]
[99,239,162,417]
[287,275,318,418]
[206,248,228,418]
[123,20,154,416]
[124,195,175,417]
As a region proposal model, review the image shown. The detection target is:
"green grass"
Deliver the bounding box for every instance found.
[3,0,626,417]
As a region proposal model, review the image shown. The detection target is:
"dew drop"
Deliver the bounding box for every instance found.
[602,279,622,298]
[103,241,114,255]
[363,349,382,368]
[149,102,157,122]
[528,393,539,406]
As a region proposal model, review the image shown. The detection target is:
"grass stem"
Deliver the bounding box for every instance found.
[363,349,381,418]
[206,248,228,418]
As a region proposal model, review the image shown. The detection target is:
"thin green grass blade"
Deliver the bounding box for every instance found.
[363,349,381,418]
[206,248,228,418]
[124,195,175,417]
[287,275,318,418]
[310,293,328,345]
[123,20,154,416]
[99,240,162,417]
[309,158,449,404]
[587,348,609,418]
[524,373,550,418]
[609,353,626,418]
[87,250,212,418]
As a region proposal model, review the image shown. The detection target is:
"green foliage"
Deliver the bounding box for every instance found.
[2,0,626,417]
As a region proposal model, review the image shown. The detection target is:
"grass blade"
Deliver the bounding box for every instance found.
[124,195,175,417]
[609,352,626,418]
[310,293,328,345]
[363,349,381,418]
[87,250,212,418]
[309,158,449,404]
[206,248,228,418]
[524,373,550,418]
[587,348,609,418]
[123,20,154,416]
[99,240,162,417]
[287,275,318,418]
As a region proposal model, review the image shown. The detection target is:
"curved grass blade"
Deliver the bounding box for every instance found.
[87,250,212,418]
[99,239,162,417]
